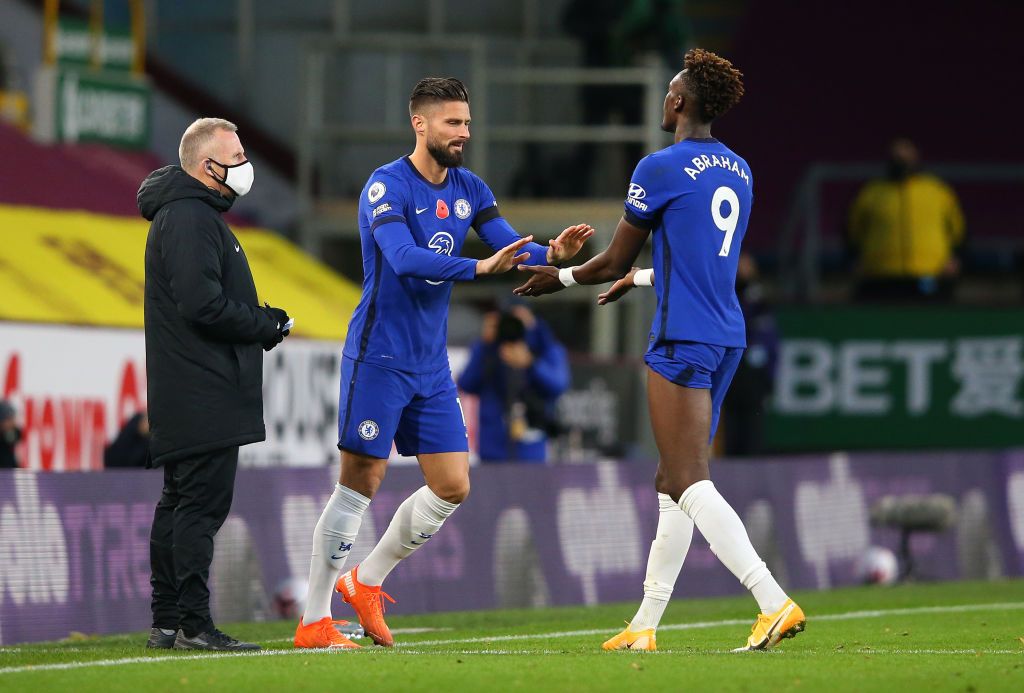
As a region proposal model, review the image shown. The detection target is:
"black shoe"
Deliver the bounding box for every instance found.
[173,627,261,651]
[146,627,178,649]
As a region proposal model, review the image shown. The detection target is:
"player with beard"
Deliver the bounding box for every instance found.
[294,77,593,649]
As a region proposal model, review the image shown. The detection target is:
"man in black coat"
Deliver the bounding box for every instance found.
[139,117,290,651]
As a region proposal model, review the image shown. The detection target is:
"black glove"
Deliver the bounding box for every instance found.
[263,304,290,335]
[262,304,290,351]
[263,331,284,352]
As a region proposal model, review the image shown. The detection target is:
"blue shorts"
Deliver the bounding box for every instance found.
[337,357,469,459]
[644,341,745,442]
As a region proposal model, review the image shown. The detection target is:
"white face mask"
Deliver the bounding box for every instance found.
[208,159,255,197]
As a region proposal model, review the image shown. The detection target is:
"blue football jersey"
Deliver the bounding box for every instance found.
[344,157,547,373]
[624,138,753,348]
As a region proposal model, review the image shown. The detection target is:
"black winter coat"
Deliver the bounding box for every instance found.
[139,165,279,466]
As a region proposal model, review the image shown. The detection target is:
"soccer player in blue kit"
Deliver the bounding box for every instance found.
[515,49,806,652]
[294,77,593,649]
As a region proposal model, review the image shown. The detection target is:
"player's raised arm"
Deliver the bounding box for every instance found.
[363,168,480,282]
[546,224,595,264]
[513,216,650,297]
[470,175,593,265]
[474,215,593,266]
[515,148,670,297]
[475,235,534,276]
[373,220,479,281]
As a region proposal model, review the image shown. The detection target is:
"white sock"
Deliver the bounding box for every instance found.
[357,486,459,587]
[679,480,788,615]
[630,493,694,631]
[302,484,370,624]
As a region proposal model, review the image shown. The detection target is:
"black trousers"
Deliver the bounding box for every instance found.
[149,446,239,636]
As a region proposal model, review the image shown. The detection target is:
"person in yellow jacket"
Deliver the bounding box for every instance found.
[848,139,965,301]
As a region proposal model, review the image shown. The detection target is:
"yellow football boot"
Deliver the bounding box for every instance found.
[733,598,806,652]
[602,626,657,651]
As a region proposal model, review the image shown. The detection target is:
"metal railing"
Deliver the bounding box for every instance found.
[296,33,670,250]
[778,162,1024,301]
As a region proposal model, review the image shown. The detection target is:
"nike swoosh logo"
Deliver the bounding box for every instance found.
[764,604,795,644]
[416,207,428,214]
[331,554,345,560]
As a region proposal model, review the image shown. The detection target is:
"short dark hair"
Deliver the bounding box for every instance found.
[682,48,744,123]
[409,77,470,116]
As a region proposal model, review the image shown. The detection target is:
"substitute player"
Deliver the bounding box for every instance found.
[514,49,805,652]
[294,77,593,649]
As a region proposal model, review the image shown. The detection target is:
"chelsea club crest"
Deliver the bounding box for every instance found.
[358,420,380,441]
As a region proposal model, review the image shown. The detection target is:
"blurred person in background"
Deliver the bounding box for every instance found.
[847,138,965,302]
[139,117,291,652]
[721,252,778,456]
[516,48,805,653]
[1,399,21,468]
[104,412,151,468]
[457,300,570,463]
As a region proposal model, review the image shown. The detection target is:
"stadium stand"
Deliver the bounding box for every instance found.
[720,1,1024,273]
[0,122,359,336]
[1,7,1022,688]
[0,120,158,216]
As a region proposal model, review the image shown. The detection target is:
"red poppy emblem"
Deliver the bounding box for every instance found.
[436,199,449,219]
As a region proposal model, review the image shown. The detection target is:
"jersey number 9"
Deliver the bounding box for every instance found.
[711,186,740,257]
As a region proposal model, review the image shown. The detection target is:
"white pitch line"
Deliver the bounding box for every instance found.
[402,601,1024,647]
[811,602,1024,622]
[0,649,313,675]
[395,649,572,655]
[393,648,1024,656]
[2,601,1022,675]
[839,649,1021,655]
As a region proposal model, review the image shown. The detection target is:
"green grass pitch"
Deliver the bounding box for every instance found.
[2,580,1023,691]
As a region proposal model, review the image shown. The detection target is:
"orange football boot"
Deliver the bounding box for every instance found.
[336,566,396,647]
[293,617,361,650]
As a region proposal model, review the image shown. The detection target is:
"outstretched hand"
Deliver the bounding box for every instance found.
[546,224,594,265]
[513,264,564,298]
[477,236,533,276]
[597,267,640,305]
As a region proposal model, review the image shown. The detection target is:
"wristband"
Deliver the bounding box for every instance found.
[558,267,578,287]
[633,269,654,286]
